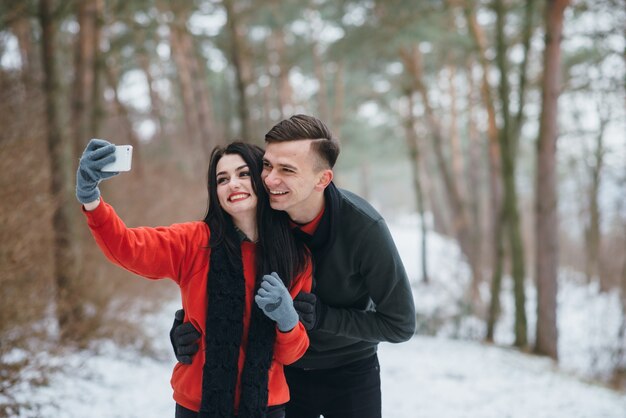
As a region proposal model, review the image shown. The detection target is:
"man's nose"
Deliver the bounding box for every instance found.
[264,169,279,186]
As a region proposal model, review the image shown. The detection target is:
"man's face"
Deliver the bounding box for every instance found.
[262,140,327,220]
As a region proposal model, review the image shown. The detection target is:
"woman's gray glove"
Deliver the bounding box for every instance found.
[76,138,118,204]
[255,272,298,332]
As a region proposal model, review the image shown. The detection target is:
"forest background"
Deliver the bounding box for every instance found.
[0,0,624,414]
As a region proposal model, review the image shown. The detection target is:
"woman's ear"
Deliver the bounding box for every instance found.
[314,169,333,191]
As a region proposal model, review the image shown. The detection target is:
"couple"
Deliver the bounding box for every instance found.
[77,115,416,417]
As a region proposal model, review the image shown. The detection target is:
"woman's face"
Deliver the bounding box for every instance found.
[215,153,258,220]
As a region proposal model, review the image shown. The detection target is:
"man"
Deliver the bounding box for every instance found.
[172,115,416,417]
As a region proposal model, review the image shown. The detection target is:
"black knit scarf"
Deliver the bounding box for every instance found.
[198,224,276,418]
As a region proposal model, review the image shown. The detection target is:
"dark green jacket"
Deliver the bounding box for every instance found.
[291,183,416,369]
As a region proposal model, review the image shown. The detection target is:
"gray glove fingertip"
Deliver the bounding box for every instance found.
[87,138,113,150]
[92,153,116,168]
[88,143,116,160]
[101,171,119,179]
[262,274,278,286]
[264,273,283,286]
[254,294,266,308]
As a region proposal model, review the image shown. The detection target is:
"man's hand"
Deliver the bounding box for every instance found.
[255,272,299,332]
[169,309,201,364]
[76,138,118,205]
[293,291,327,331]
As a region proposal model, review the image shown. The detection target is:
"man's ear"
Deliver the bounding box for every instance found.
[314,169,333,191]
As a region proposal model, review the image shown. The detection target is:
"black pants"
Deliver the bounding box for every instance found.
[284,354,381,418]
[175,403,286,418]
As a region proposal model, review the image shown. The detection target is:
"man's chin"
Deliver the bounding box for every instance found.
[268,199,286,210]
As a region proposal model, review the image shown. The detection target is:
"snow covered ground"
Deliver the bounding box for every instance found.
[7,215,626,417]
[11,314,626,418]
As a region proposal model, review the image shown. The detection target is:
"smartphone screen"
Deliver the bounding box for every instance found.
[102,145,133,172]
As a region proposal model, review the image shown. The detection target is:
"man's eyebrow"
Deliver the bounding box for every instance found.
[262,158,297,170]
[271,162,298,171]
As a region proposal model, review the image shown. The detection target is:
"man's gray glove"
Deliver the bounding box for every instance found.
[76,138,118,204]
[169,309,201,365]
[255,272,299,332]
[293,291,327,331]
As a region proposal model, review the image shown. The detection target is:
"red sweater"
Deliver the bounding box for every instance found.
[84,199,312,412]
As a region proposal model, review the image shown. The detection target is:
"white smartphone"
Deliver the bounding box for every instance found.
[102,145,133,172]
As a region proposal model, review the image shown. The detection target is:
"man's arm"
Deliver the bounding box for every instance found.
[312,219,416,343]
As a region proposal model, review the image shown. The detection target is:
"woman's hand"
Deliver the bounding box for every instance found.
[76,138,118,206]
[255,272,299,332]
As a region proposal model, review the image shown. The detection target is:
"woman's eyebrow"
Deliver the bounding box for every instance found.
[217,164,248,177]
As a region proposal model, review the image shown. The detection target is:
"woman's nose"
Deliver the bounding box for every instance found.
[229,178,242,189]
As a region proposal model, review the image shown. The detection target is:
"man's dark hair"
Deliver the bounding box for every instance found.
[265,114,340,169]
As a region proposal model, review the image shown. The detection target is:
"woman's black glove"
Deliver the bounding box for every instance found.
[293,291,327,331]
[169,309,201,364]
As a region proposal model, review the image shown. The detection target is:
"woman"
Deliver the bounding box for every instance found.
[76,139,312,418]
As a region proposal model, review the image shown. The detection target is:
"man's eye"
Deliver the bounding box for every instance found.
[283,168,295,173]
[263,161,271,168]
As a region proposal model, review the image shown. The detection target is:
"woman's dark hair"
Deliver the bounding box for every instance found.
[204,141,308,288]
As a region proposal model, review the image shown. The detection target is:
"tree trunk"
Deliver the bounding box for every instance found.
[495,0,527,348]
[270,29,293,119]
[465,61,485,305]
[313,42,329,123]
[103,53,143,175]
[72,0,98,158]
[137,44,165,142]
[512,0,537,155]
[486,210,505,342]
[405,89,430,283]
[11,13,38,87]
[332,61,345,133]
[464,3,505,340]
[169,17,202,155]
[535,0,570,360]
[39,0,80,337]
[89,0,104,138]
[184,32,218,154]
[223,0,252,140]
[585,105,607,286]
[447,66,465,205]
[400,46,478,289]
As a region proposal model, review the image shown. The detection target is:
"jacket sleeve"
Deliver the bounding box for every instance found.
[272,259,313,365]
[83,198,206,284]
[318,219,416,343]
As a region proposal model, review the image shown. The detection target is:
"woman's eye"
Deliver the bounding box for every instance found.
[240,171,251,177]
[217,177,228,184]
